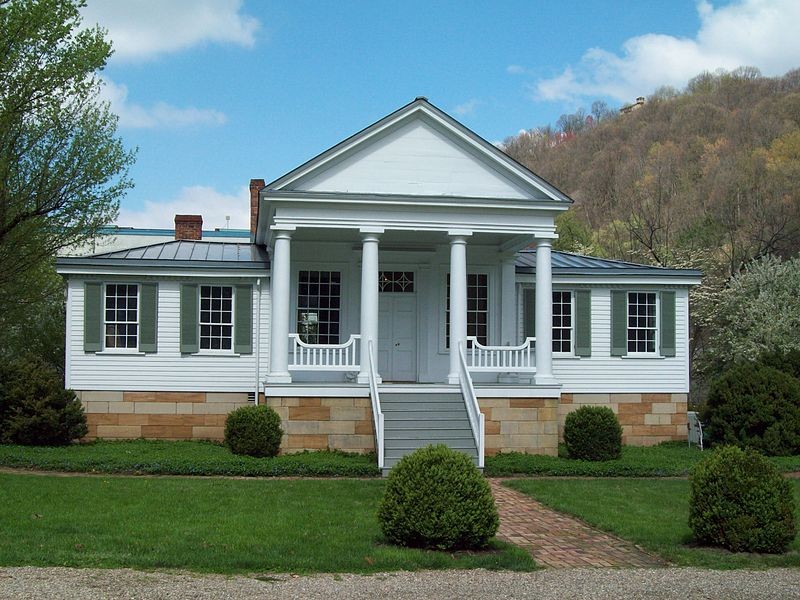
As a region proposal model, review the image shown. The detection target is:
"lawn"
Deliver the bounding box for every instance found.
[0,472,533,574]
[0,439,380,477]
[485,442,800,477]
[506,478,800,569]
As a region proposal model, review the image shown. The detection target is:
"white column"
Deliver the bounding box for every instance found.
[499,255,519,384]
[447,232,470,384]
[357,232,381,383]
[267,229,292,383]
[534,238,556,385]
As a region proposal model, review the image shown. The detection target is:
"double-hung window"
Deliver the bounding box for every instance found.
[104,284,139,350]
[552,291,573,353]
[627,292,657,354]
[199,285,233,350]
[297,270,341,344]
[445,273,488,348]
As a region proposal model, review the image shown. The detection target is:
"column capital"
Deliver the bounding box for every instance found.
[361,233,381,244]
[271,226,295,240]
[359,226,385,235]
[447,229,473,239]
[535,238,553,248]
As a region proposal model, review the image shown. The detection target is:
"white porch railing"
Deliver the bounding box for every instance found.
[465,336,536,373]
[458,341,485,468]
[367,340,385,469]
[288,334,360,371]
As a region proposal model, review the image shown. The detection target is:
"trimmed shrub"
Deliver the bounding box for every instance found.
[563,405,622,461]
[689,446,796,553]
[378,445,498,551]
[0,356,87,445]
[759,349,800,381]
[224,405,283,457]
[702,363,800,456]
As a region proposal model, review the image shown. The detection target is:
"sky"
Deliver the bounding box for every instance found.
[78,0,800,231]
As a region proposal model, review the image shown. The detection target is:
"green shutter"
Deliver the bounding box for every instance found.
[234,284,253,354]
[84,282,102,352]
[575,290,592,357]
[522,287,535,338]
[611,290,628,357]
[139,283,158,353]
[180,284,198,354]
[660,291,676,357]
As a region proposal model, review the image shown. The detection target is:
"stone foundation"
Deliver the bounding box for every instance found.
[264,396,375,454]
[559,393,688,446]
[78,391,251,440]
[478,397,559,456]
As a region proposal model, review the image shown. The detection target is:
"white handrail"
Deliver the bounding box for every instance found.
[367,340,384,469]
[458,341,485,468]
[288,334,361,371]
[466,336,536,373]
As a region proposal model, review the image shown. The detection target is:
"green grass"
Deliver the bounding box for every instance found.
[485,442,800,477]
[0,439,380,477]
[0,473,533,574]
[506,478,800,569]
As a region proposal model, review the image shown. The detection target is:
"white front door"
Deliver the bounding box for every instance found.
[378,293,417,382]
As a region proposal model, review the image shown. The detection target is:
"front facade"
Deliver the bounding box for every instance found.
[57,99,700,468]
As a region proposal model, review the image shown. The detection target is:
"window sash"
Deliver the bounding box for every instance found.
[627,292,657,353]
[297,270,341,344]
[446,273,488,348]
[104,283,139,350]
[552,290,573,354]
[199,285,233,350]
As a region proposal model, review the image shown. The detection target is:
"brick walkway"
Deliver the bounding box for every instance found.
[490,479,667,569]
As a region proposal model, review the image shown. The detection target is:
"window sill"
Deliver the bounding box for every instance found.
[95,350,146,356]
[621,354,666,359]
[194,351,241,357]
[553,354,581,360]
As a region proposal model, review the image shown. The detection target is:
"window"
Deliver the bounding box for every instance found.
[627,292,657,353]
[104,284,138,349]
[379,271,414,293]
[446,273,488,347]
[552,291,572,353]
[200,285,233,350]
[297,270,341,344]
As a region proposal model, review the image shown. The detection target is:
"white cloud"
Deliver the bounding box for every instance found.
[534,0,800,103]
[82,0,260,62]
[99,78,226,129]
[118,186,251,230]
[453,99,483,116]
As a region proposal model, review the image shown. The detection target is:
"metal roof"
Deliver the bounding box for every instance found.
[516,250,702,277]
[57,240,269,270]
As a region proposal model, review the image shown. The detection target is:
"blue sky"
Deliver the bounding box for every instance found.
[80,1,800,230]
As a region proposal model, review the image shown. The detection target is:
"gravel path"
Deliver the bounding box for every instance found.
[1,567,799,599]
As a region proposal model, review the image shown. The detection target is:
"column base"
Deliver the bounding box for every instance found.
[357,372,382,384]
[266,372,292,384]
[534,374,559,386]
[446,374,460,385]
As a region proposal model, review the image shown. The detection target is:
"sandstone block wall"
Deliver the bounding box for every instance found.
[264,396,375,454]
[478,397,559,456]
[559,393,688,446]
[78,391,251,440]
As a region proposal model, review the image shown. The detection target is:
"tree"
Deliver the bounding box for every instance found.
[0,0,134,366]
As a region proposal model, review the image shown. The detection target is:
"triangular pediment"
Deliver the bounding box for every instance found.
[268,99,571,203]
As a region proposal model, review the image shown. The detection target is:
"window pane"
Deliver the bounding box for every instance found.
[199,286,234,350]
[627,292,657,353]
[104,284,138,350]
[297,271,341,343]
[446,273,488,348]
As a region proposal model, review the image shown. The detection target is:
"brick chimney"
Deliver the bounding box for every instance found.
[250,178,265,237]
[174,214,203,240]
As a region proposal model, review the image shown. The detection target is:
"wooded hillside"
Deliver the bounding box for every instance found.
[504,67,800,278]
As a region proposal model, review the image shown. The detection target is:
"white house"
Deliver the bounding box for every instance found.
[56,98,701,469]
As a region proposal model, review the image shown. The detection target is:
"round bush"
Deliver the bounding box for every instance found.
[563,405,622,461]
[378,444,498,551]
[702,363,800,456]
[224,405,283,457]
[0,356,87,445]
[689,446,796,553]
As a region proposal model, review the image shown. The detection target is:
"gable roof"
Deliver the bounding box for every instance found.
[57,240,269,270]
[515,249,702,278]
[264,97,573,204]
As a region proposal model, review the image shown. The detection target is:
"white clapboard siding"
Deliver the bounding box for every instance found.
[297,120,532,199]
[67,279,270,392]
[518,286,690,394]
